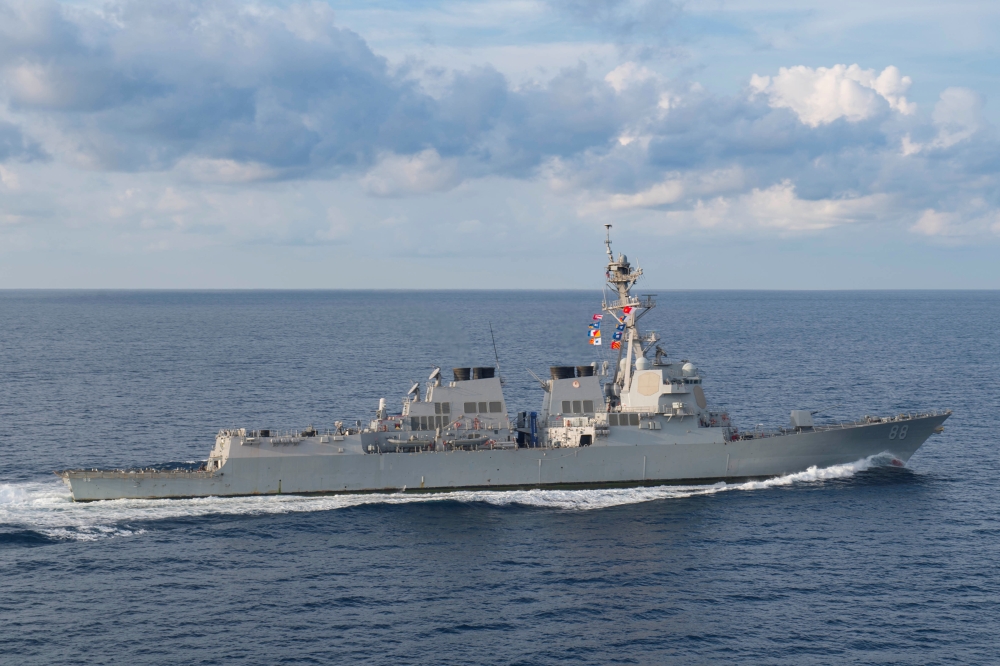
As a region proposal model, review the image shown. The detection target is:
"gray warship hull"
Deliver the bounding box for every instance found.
[61,412,948,501]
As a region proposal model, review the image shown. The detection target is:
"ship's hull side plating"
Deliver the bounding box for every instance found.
[62,413,948,501]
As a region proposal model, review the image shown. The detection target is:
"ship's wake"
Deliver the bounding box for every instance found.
[1,453,898,543]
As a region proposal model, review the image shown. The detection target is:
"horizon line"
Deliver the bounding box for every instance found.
[2,287,999,293]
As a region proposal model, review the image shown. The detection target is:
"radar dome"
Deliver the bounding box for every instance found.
[635,357,650,371]
[682,362,698,377]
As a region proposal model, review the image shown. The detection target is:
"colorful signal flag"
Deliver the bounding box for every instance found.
[592,314,603,321]
[590,337,602,346]
[611,340,621,350]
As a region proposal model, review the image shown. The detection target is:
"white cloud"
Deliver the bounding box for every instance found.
[316,207,352,241]
[589,167,746,212]
[0,165,20,190]
[6,63,61,107]
[930,87,983,148]
[608,180,685,208]
[910,209,955,236]
[654,181,892,232]
[910,203,1000,239]
[604,62,657,93]
[583,172,889,234]
[176,158,283,184]
[900,134,922,156]
[361,149,461,197]
[156,187,190,214]
[900,87,984,154]
[1,0,999,288]
[750,64,915,127]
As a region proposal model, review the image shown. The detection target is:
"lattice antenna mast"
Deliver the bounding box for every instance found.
[600,225,658,385]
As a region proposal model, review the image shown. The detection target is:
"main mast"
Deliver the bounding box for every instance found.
[601,224,658,393]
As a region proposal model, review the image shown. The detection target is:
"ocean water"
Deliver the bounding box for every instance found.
[1,290,998,664]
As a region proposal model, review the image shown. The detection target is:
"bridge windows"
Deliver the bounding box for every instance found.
[412,415,450,430]
[608,413,641,426]
[561,400,596,414]
[461,401,502,414]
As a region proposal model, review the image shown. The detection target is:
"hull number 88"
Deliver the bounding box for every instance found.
[888,424,908,440]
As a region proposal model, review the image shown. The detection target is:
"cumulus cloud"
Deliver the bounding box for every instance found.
[910,200,1000,239]
[0,0,625,181]
[619,181,892,233]
[723,181,891,231]
[586,167,745,211]
[361,149,460,197]
[933,88,984,135]
[0,164,19,190]
[604,62,657,93]
[0,0,998,249]
[903,87,986,155]
[750,64,915,127]
[911,209,956,236]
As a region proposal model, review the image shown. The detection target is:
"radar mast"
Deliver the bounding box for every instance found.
[601,225,658,389]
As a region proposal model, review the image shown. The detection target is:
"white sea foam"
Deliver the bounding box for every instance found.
[0,454,892,542]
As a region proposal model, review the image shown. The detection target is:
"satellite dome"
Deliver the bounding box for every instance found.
[635,357,650,371]
[682,362,698,377]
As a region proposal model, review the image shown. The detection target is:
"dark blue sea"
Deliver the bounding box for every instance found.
[1,290,998,664]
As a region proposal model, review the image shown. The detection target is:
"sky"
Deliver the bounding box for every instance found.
[1,0,998,289]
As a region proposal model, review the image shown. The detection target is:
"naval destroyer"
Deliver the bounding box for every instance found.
[58,228,950,501]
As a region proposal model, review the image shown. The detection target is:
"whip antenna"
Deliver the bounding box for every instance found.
[489,322,501,371]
